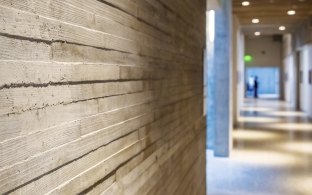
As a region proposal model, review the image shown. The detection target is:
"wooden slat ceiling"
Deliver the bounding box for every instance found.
[233,0,312,35]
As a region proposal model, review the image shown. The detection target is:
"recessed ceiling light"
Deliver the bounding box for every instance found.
[287,10,296,15]
[242,1,250,6]
[279,26,286,31]
[252,18,260,24]
[254,32,261,36]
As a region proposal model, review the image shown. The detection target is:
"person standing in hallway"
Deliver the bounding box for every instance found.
[254,76,259,98]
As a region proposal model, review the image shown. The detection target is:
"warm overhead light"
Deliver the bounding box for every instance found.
[252,18,260,24]
[242,1,250,6]
[254,32,261,36]
[279,26,286,31]
[287,10,296,15]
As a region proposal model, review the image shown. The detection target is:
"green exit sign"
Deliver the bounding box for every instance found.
[244,55,253,62]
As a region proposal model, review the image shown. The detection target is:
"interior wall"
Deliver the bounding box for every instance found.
[245,35,283,98]
[0,1,207,194]
[299,45,312,114]
[245,36,282,67]
[282,34,298,108]
[282,21,312,116]
[283,54,297,107]
[237,32,245,118]
[307,46,312,117]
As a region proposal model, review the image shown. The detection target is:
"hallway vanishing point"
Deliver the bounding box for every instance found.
[207,98,312,195]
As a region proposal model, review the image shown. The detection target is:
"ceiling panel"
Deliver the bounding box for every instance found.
[233,0,312,35]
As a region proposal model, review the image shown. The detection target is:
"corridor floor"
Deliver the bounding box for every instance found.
[207,98,312,195]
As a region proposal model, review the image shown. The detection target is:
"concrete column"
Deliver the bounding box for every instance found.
[232,15,239,127]
[207,35,215,149]
[214,0,232,157]
[206,8,217,149]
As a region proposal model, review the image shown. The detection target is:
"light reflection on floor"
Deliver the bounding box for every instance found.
[207,99,312,195]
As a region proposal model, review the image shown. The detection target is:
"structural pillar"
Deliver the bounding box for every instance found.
[206,10,216,149]
[214,0,232,157]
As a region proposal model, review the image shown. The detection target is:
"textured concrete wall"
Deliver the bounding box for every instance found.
[0,0,206,194]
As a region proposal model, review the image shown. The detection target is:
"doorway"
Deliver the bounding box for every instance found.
[245,67,280,98]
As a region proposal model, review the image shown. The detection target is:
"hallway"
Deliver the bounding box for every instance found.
[207,98,312,195]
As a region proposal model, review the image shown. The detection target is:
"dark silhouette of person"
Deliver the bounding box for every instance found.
[254,76,259,98]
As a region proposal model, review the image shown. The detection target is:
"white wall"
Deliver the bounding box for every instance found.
[237,32,245,119]
[231,15,245,125]
[283,34,294,106]
[284,54,296,107]
[308,46,312,117]
[299,45,312,115]
[282,22,312,117]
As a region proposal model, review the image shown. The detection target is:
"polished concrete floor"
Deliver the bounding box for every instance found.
[207,98,312,195]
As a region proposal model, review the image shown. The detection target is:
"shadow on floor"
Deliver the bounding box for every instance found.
[207,99,312,195]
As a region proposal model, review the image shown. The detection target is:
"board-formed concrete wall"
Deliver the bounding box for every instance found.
[0,0,206,194]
